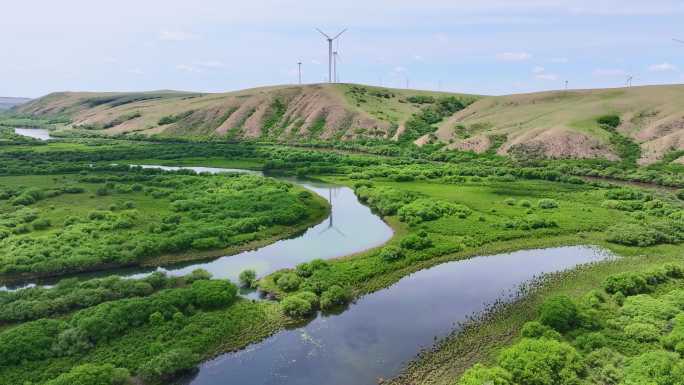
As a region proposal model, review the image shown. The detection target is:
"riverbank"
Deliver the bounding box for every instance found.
[386,242,684,385]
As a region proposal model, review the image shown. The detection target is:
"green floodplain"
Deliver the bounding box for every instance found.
[0,115,683,385]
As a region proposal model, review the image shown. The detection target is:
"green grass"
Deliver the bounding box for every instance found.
[0,170,328,281]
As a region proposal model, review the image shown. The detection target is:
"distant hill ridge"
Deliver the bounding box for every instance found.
[16,83,684,164]
[0,97,31,110]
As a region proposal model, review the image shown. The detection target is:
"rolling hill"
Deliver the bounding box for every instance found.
[0,97,31,110]
[15,83,684,164]
[16,84,465,141]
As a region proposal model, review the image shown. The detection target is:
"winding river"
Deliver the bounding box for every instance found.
[13,127,52,140]
[8,130,615,384]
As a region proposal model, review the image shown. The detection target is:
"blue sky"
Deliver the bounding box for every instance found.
[3,0,684,97]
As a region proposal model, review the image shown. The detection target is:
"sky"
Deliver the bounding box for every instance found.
[2,0,684,97]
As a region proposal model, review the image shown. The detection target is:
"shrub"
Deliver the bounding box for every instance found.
[185,269,212,283]
[32,217,51,230]
[281,296,313,317]
[379,246,404,262]
[624,322,660,342]
[519,200,532,208]
[190,280,237,309]
[239,269,257,288]
[276,272,301,292]
[504,198,516,206]
[139,348,199,382]
[320,285,350,310]
[622,351,684,385]
[398,199,471,225]
[537,199,559,209]
[606,224,663,247]
[400,231,433,250]
[498,338,583,385]
[44,363,129,385]
[458,364,513,385]
[677,189,684,201]
[603,272,649,296]
[295,259,329,278]
[574,332,608,351]
[597,114,621,129]
[538,296,579,332]
[521,321,555,339]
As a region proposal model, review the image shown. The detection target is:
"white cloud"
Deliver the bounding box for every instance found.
[176,64,200,73]
[496,52,531,61]
[532,66,545,74]
[413,55,425,62]
[158,29,197,42]
[393,66,407,73]
[196,60,225,69]
[592,68,627,77]
[126,68,143,75]
[536,73,559,81]
[550,57,569,63]
[648,62,678,72]
[310,59,321,65]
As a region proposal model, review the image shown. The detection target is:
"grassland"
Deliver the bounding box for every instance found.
[0,169,328,282]
[0,134,681,385]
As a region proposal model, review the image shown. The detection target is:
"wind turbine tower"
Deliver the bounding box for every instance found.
[297,61,302,85]
[316,28,346,83]
[626,75,634,88]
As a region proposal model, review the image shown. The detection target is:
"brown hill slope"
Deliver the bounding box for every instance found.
[17,84,466,141]
[429,84,684,164]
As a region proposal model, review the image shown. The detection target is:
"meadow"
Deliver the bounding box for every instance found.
[0,135,681,385]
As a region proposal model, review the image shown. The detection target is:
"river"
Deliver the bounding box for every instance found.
[13,127,52,140]
[176,245,612,385]
[7,130,615,384]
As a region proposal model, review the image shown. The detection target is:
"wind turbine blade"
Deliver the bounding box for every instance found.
[673,38,684,44]
[316,28,331,39]
[332,28,347,40]
[331,226,346,237]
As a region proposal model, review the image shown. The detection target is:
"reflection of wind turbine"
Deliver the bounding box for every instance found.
[319,188,345,237]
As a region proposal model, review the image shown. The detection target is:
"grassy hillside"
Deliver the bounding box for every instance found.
[16,83,684,164]
[430,85,684,164]
[17,84,469,142]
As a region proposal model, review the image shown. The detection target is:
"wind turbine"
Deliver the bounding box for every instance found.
[626,75,634,88]
[297,61,302,85]
[674,38,684,44]
[316,28,346,83]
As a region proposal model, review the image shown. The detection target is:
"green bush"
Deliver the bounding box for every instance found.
[190,280,238,309]
[295,259,329,277]
[603,272,649,296]
[498,338,583,385]
[276,272,301,292]
[379,246,404,262]
[320,285,350,310]
[139,348,199,382]
[239,269,257,288]
[606,224,664,247]
[32,217,51,230]
[537,199,559,209]
[622,351,684,385]
[538,296,579,332]
[398,199,471,225]
[400,231,433,250]
[597,115,621,129]
[44,363,129,385]
[281,296,313,317]
[458,364,513,385]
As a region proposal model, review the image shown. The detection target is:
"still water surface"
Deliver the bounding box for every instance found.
[14,127,52,140]
[177,246,612,385]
